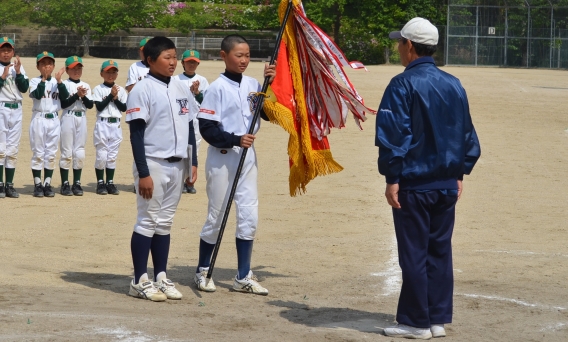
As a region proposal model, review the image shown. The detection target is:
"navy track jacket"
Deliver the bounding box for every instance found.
[375,57,481,190]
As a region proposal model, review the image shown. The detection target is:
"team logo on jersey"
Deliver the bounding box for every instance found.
[248,93,262,113]
[176,98,189,115]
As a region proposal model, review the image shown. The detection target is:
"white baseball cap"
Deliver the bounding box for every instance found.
[389,17,438,46]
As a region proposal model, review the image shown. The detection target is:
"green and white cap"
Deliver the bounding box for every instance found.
[0,36,15,48]
[140,37,151,49]
[101,60,119,72]
[182,50,201,62]
[37,51,55,62]
[65,55,83,68]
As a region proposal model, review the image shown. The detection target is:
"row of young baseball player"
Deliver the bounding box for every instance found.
[0,37,207,198]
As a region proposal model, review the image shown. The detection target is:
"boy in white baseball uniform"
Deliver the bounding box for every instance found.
[126,36,198,301]
[92,60,127,195]
[0,37,28,198]
[125,38,150,93]
[173,49,209,194]
[194,35,275,295]
[29,51,69,198]
[59,56,93,196]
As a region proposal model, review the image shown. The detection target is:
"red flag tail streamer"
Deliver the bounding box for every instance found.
[264,0,377,196]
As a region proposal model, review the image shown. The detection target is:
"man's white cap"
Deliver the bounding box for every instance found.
[389,17,439,46]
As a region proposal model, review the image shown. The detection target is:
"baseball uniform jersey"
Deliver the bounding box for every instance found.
[0,63,28,169]
[60,79,91,170]
[126,61,149,88]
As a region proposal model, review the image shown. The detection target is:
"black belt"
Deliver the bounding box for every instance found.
[165,157,182,163]
[100,117,120,123]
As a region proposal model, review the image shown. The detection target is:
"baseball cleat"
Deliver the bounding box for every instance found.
[5,183,19,198]
[106,182,120,195]
[384,324,433,340]
[96,182,108,195]
[153,279,183,300]
[128,280,167,302]
[232,271,268,295]
[187,185,197,194]
[71,182,83,196]
[0,183,5,198]
[33,183,44,197]
[43,183,55,197]
[60,182,73,196]
[430,324,446,338]
[194,268,216,292]
[182,184,188,193]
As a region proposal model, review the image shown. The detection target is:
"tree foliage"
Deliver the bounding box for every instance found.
[0,0,33,29]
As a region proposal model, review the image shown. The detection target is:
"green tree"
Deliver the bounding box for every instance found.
[30,0,161,56]
[0,0,32,30]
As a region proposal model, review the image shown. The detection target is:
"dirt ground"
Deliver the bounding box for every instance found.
[0,56,567,341]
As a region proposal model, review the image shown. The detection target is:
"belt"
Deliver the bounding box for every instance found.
[165,157,182,163]
[100,117,120,123]
[40,113,57,119]
[68,111,85,117]
[3,102,19,109]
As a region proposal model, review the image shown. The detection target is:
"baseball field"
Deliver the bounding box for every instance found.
[1,57,567,341]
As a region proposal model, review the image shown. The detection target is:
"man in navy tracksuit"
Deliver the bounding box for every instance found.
[376,18,481,339]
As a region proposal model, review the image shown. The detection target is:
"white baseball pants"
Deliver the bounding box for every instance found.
[200,145,258,244]
[93,119,122,169]
[29,113,60,170]
[0,103,22,168]
[59,111,87,170]
[133,157,184,237]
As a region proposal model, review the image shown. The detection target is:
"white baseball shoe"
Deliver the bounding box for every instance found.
[430,324,446,338]
[384,324,433,340]
[233,270,268,296]
[153,278,183,300]
[128,280,167,302]
[194,268,216,292]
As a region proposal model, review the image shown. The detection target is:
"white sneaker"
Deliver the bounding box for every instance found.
[431,324,446,338]
[233,270,268,295]
[194,268,216,292]
[384,324,432,340]
[128,280,167,302]
[153,278,183,300]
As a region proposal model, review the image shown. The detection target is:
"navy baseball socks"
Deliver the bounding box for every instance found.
[194,239,217,292]
[233,238,268,295]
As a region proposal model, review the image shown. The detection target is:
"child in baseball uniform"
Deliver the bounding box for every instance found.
[173,49,209,194]
[126,36,198,301]
[59,56,93,196]
[92,60,127,195]
[29,51,69,198]
[125,37,150,93]
[0,37,28,198]
[193,34,275,295]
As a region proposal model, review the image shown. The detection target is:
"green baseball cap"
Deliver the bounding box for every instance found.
[37,51,55,62]
[182,50,201,62]
[101,60,119,72]
[140,37,151,49]
[65,55,83,68]
[0,36,14,48]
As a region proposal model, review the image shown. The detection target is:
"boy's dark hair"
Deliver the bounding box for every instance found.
[36,59,55,67]
[143,36,176,64]
[221,34,249,53]
[400,38,437,57]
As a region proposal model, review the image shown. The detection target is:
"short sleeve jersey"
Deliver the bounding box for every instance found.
[197,74,262,136]
[126,61,149,87]
[92,83,128,118]
[173,73,209,121]
[29,77,63,114]
[125,75,195,159]
[0,64,27,102]
[62,79,91,112]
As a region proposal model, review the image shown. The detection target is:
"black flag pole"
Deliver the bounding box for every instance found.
[206,0,294,281]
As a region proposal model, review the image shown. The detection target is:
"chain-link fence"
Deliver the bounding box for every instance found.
[446,0,568,68]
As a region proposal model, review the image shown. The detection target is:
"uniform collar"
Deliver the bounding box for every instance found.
[0,61,10,67]
[103,82,115,87]
[183,72,196,79]
[68,78,80,84]
[405,56,435,71]
[223,69,242,84]
[148,72,170,85]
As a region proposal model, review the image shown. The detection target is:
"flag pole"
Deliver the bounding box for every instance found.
[206,0,294,280]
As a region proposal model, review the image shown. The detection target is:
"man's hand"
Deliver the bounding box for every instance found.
[1,63,12,80]
[190,166,197,184]
[457,180,463,200]
[55,67,65,83]
[240,134,256,148]
[190,80,200,95]
[138,176,154,199]
[264,62,276,84]
[385,183,401,209]
[14,56,22,74]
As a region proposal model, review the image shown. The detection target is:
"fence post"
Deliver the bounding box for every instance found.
[445,3,450,65]
[550,8,554,69]
[504,7,508,66]
[475,6,479,66]
[65,35,67,46]
[527,4,531,67]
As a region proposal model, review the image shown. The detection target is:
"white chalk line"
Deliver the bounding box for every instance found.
[475,249,568,258]
[457,293,567,311]
[371,235,401,296]
[511,82,528,92]
[539,322,567,332]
